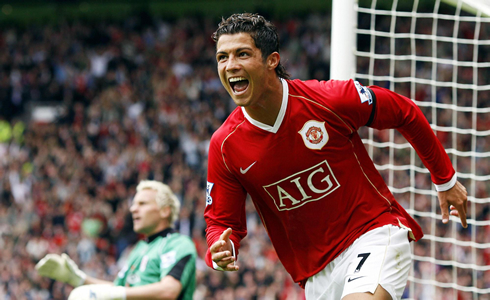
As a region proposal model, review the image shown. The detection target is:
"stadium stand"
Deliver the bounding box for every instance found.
[0,13,331,299]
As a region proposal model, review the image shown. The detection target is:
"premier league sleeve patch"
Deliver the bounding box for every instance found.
[160,251,177,269]
[206,181,214,206]
[354,81,373,105]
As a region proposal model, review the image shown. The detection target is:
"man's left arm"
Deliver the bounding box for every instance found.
[69,239,196,300]
[368,86,467,228]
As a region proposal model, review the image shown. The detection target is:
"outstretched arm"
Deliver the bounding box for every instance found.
[37,254,185,299]
[368,86,468,227]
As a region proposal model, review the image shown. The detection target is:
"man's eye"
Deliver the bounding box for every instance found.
[239,52,249,57]
[217,55,227,61]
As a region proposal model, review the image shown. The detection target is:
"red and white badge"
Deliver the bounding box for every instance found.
[298,120,328,150]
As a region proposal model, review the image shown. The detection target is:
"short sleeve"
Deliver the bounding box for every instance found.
[160,236,196,285]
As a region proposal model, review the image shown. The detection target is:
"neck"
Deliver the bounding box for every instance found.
[145,227,175,243]
[245,77,283,126]
[144,219,170,238]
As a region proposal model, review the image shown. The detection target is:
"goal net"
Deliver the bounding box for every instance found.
[331,0,490,299]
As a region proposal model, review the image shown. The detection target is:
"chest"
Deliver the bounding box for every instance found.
[229,108,353,171]
[224,110,358,211]
[118,241,174,285]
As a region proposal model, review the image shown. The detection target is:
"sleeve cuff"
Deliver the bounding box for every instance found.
[212,240,236,271]
[434,173,457,192]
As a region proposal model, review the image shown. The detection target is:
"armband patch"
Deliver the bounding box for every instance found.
[354,81,372,105]
[206,181,214,206]
[160,251,177,269]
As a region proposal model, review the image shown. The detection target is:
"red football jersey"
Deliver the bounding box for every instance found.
[204,79,455,287]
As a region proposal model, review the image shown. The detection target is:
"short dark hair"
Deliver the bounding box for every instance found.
[212,13,290,79]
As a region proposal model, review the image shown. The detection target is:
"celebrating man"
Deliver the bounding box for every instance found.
[204,13,467,300]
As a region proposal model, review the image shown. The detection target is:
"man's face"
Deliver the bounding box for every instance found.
[216,32,269,107]
[130,189,164,236]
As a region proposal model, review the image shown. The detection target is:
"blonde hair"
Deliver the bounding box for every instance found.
[136,180,180,225]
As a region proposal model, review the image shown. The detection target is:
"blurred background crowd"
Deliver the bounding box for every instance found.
[0,1,488,300]
[0,10,329,300]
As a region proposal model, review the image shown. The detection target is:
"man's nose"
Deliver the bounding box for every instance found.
[226,55,240,72]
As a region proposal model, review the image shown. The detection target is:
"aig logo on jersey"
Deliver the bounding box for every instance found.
[263,160,340,211]
[298,120,328,150]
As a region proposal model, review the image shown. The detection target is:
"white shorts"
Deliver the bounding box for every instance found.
[305,225,412,300]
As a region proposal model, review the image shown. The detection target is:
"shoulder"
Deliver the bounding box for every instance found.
[132,240,147,251]
[209,108,245,148]
[127,240,147,258]
[287,78,354,90]
[167,233,197,255]
[286,78,358,104]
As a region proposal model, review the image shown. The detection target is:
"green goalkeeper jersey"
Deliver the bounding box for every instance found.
[114,228,196,300]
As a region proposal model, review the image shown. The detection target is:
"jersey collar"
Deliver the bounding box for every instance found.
[146,227,175,243]
[241,78,288,134]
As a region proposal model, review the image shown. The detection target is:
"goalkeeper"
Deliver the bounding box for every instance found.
[36,180,197,300]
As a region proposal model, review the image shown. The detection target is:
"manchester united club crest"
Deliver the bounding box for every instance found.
[306,126,323,144]
[298,120,328,150]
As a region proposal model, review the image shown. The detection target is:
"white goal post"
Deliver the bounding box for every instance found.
[331,0,490,299]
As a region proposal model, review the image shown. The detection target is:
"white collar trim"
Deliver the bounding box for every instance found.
[241,78,288,134]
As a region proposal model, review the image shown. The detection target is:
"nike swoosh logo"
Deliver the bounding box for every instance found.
[347,276,365,282]
[240,161,257,174]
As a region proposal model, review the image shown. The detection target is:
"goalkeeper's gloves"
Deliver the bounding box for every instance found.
[35,253,86,287]
[68,284,126,300]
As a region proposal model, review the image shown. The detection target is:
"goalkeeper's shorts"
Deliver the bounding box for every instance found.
[305,225,411,300]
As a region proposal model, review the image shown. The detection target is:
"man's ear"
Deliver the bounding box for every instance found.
[267,52,280,70]
[160,206,171,219]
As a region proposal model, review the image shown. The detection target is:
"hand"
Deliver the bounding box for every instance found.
[35,253,86,287]
[68,284,126,300]
[210,228,239,271]
[437,181,468,228]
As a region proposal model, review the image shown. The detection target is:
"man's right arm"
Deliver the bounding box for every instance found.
[204,135,248,271]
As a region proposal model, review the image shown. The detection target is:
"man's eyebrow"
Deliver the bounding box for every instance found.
[216,47,253,55]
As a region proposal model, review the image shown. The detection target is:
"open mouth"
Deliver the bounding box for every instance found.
[229,77,249,94]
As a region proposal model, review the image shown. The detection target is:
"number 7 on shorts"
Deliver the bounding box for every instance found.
[354,253,370,273]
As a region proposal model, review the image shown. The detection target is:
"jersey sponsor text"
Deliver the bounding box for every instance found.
[263,160,340,211]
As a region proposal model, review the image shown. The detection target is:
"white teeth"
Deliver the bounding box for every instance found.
[229,77,247,83]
